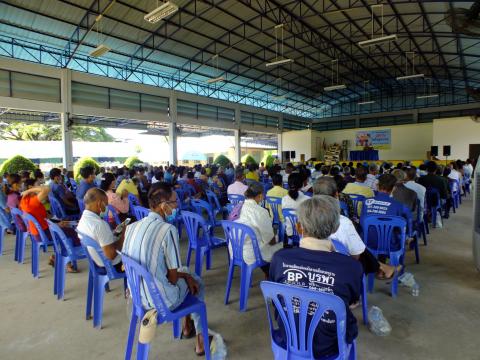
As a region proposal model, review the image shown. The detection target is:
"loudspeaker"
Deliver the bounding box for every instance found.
[431,146,438,157]
[443,145,451,157]
[290,151,296,159]
[282,151,290,161]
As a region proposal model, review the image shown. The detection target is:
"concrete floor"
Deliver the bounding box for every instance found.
[0,196,479,360]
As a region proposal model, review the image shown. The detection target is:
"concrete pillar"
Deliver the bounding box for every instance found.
[61,112,74,170]
[234,129,241,165]
[60,69,73,170]
[277,133,283,163]
[169,94,178,165]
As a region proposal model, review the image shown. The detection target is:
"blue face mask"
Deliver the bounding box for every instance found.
[165,208,178,223]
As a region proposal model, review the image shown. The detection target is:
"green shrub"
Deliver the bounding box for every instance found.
[0,155,37,175]
[213,154,231,168]
[241,154,257,166]
[261,154,275,168]
[124,156,143,168]
[73,157,100,181]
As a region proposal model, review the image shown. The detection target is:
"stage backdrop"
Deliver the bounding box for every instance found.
[355,129,391,149]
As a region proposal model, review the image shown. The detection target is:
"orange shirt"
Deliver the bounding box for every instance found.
[19,194,48,236]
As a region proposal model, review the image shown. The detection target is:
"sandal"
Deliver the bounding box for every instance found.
[195,335,214,356]
[48,255,55,267]
[66,264,78,273]
[181,318,196,339]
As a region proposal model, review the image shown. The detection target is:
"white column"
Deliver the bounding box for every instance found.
[61,112,74,170]
[234,105,241,165]
[60,69,73,170]
[169,93,178,165]
[278,113,284,163]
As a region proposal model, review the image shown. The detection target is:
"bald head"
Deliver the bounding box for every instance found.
[84,188,107,215]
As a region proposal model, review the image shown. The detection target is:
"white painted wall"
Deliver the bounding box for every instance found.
[281,129,312,161]
[319,123,433,160]
[432,116,480,160]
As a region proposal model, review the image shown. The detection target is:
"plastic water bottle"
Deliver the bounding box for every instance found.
[411,282,420,297]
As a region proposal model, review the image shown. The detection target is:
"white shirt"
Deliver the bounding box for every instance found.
[364,173,379,191]
[235,199,282,265]
[464,164,473,179]
[281,192,309,236]
[329,215,365,256]
[448,169,461,192]
[404,180,426,216]
[77,209,121,267]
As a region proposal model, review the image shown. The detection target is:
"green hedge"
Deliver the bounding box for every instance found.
[124,156,143,168]
[73,157,100,181]
[261,154,275,168]
[241,154,257,166]
[213,154,231,168]
[0,155,37,175]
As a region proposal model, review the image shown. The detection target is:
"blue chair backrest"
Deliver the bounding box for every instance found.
[133,205,150,220]
[205,190,221,212]
[331,239,349,255]
[78,232,121,280]
[10,207,27,232]
[362,215,407,256]
[128,193,140,206]
[22,212,50,245]
[348,194,366,217]
[260,281,350,359]
[282,208,299,238]
[181,211,210,248]
[303,191,313,198]
[266,196,282,224]
[78,199,85,213]
[103,204,121,226]
[190,199,215,225]
[69,178,78,193]
[228,194,245,205]
[339,200,349,217]
[183,184,196,197]
[121,253,174,319]
[175,189,185,202]
[425,187,441,208]
[220,220,264,265]
[47,220,75,257]
[49,194,67,219]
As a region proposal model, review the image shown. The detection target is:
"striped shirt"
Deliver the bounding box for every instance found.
[122,212,183,309]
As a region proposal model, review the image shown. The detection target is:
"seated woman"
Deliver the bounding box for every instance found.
[100,173,130,224]
[245,163,260,182]
[269,196,363,359]
[20,179,80,272]
[6,173,22,209]
[235,182,283,276]
[281,173,309,243]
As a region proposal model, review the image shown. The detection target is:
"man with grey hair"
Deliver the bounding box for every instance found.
[269,196,362,359]
[391,168,417,214]
[364,162,379,191]
[313,177,399,279]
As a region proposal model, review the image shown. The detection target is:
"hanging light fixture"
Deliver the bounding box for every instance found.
[358,80,375,105]
[396,51,425,80]
[417,77,439,99]
[266,24,294,67]
[358,4,397,48]
[89,15,111,57]
[324,59,347,91]
[206,54,225,84]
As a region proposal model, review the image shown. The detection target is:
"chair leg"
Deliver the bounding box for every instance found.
[0,228,4,256]
[124,312,138,360]
[205,248,212,271]
[14,232,19,262]
[361,276,368,326]
[172,319,181,339]
[348,341,357,360]
[413,237,420,264]
[194,248,203,277]
[58,257,67,300]
[93,277,106,328]
[224,263,235,305]
[32,240,40,278]
[136,342,150,360]
[186,246,192,267]
[86,270,93,320]
[239,266,253,312]
[367,273,375,293]
[53,253,59,296]
[199,307,212,360]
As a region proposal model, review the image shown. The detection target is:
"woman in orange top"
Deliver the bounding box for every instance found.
[20,180,79,273]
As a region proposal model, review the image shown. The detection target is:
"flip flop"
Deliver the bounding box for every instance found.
[195,335,214,356]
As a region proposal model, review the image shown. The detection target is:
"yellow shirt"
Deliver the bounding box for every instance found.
[342,182,374,215]
[245,171,259,181]
[116,179,139,197]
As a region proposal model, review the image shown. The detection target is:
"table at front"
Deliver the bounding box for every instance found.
[349,150,379,161]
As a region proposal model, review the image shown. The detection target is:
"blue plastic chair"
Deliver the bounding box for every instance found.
[331,239,368,326]
[103,204,121,227]
[403,207,420,264]
[69,178,78,193]
[450,180,461,210]
[205,190,227,219]
[133,205,150,221]
[425,188,443,228]
[228,193,245,205]
[0,207,10,256]
[10,207,29,263]
[260,281,356,360]
[348,194,367,219]
[22,213,53,278]
[220,220,268,312]
[182,211,226,276]
[128,193,140,217]
[190,199,223,234]
[47,220,87,300]
[339,200,349,217]
[282,208,300,246]
[121,253,212,360]
[78,199,85,214]
[415,198,428,246]
[362,215,407,298]
[183,183,197,198]
[78,232,126,328]
[266,196,284,242]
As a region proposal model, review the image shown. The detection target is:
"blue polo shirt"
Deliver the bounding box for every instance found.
[76,180,96,201]
[361,192,406,250]
[269,247,362,358]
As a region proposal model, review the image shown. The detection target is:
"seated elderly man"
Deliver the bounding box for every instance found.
[122,182,210,356]
[313,177,399,279]
[269,196,363,359]
[227,169,248,196]
[77,188,124,272]
[391,169,417,215]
